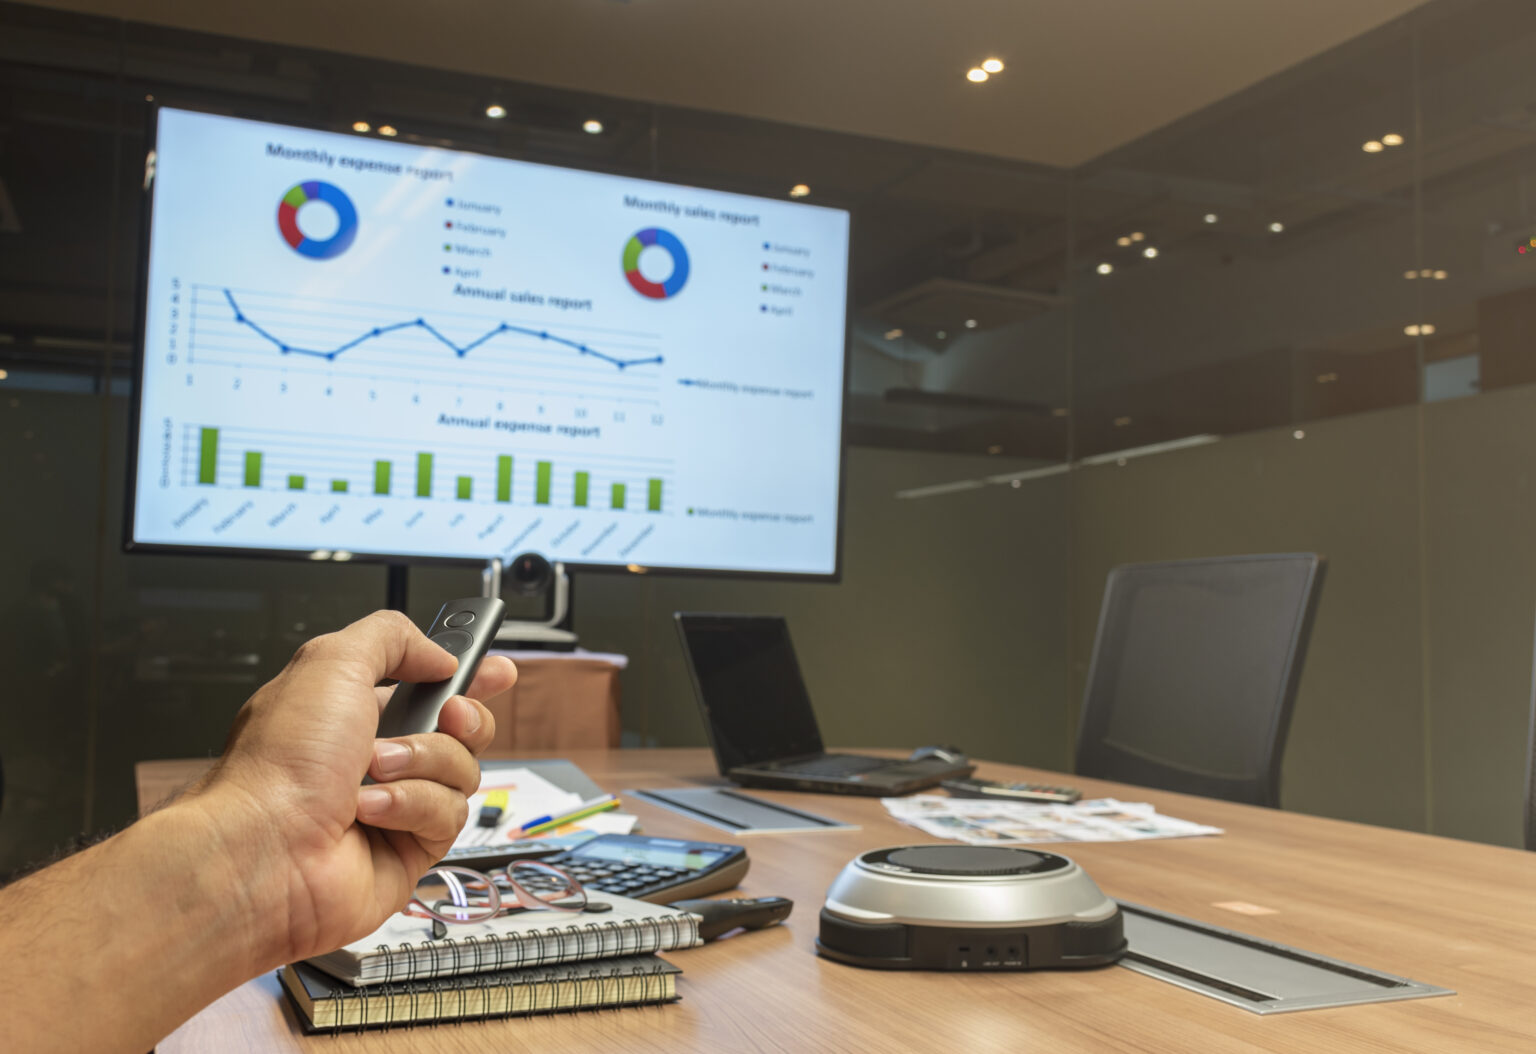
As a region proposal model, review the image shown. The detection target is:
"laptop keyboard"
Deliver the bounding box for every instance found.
[771,754,893,777]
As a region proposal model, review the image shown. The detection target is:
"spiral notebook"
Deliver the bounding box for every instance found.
[305,892,702,986]
[280,955,682,1031]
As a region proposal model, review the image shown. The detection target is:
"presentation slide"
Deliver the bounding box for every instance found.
[131,108,849,574]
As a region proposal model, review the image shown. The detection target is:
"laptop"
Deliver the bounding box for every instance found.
[674,612,975,796]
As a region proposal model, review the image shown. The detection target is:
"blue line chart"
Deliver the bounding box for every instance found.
[220,289,664,370]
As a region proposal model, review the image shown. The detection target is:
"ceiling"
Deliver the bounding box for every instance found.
[23,0,1428,167]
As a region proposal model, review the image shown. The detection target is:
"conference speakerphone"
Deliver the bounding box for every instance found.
[817,845,1126,971]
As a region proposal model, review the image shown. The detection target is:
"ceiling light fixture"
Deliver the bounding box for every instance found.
[964,319,978,328]
[789,184,810,198]
[1130,231,1145,242]
[583,119,604,134]
[378,125,398,137]
[1269,221,1285,233]
[966,68,989,83]
[1142,246,1159,259]
[352,121,371,133]
[1113,416,1132,427]
[485,104,507,119]
[1382,133,1404,146]
[0,368,8,380]
[1293,430,1305,439]
[1433,269,1447,280]
[1404,323,1437,337]
[1404,270,1418,279]
[981,58,1004,74]
[1204,213,1219,224]
[1096,262,1114,275]
[1316,372,1339,384]
[937,330,947,339]
[1419,268,1433,278]
[884,328,904,340]
[1116,236,1132,247]
[1362,140,1384,153]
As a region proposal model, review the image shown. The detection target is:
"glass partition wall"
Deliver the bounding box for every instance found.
[2,0,1532,875]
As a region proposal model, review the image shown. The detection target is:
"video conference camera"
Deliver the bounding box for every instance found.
[482,552,577,649]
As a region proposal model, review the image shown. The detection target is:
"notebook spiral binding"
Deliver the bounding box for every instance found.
[370,911,697,986]
[322,958,672,1032]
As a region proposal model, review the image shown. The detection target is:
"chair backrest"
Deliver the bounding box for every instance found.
[1075,553,1326,807]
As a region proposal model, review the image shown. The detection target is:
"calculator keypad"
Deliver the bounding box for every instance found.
[550,857,693,898]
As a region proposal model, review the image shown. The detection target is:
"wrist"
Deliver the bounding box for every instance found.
[163,784,292,974]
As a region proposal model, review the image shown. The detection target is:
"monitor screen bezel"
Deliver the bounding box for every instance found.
[123,101,851,583]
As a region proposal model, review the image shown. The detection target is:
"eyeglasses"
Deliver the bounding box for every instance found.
[407,861,587,938]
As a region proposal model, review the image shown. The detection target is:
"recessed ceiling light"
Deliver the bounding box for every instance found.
[352,121,371,133]
[937,330,947,339]
[1293,430,1306,439]
[485,104,506,119]
[1419,268,1433,278]
[1114,416,1132,427]
[1204,213,1219,224]
[1269,221,1285,233]
[378,125,398,137]
[1316,372,1339,383]
[1421,323,1436,335]
[967,68,989,83]
[1116,236,1132,247]
[583,119,604,134]
[0,369,8,381]
[1096,262,1114,275]
[1362,140,1384,153]
[964,318,978,328]
[1051,407,1069,417]
[884,328,904,340]
[981,58,1004,74]
[1130,231,1145,242]
[1405,323,1436,337]
[1404,270,1418,279]
[1382,133,1404,146]
[1142,246,1159,259]
[1433,269,1447,280]
[789,184,810,198]
[1010,479,1022,488]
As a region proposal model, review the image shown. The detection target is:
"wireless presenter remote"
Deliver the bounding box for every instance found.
[374,597,506,741]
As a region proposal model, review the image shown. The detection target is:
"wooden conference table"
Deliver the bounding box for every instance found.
[138,749,1536,1054]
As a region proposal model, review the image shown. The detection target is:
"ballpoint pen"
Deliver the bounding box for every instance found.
[514,795,621,837]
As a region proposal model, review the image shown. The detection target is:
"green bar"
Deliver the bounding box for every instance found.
[496,456,513,503]
[416,453,433,498]
[243,451,262,488]
[198,427,218,485]
[647,478,662,512]
[456,475,472,500]
[573,471,590,508]
[287,474,305,491]
[331,479,349,493]
[611,482,626,510]
[536,461,552,505]
[374,460,391,496]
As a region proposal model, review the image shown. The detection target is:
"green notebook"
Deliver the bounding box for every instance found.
[280,954,682,1031]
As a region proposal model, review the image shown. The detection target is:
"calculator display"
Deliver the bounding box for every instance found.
[577,841,726,871]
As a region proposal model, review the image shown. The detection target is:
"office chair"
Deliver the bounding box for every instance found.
[1075,553,1326,808]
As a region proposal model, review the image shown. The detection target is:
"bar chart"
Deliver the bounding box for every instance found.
[188,424,669,513]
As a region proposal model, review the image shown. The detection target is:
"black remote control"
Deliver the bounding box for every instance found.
[374,597,506,740]
[668,896,794,941]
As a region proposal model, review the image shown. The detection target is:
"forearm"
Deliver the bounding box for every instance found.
[0,800,277,1054]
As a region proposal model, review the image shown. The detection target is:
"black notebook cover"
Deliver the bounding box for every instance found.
[280,954,681,1031]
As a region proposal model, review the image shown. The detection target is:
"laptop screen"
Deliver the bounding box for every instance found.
[674,614,825,772]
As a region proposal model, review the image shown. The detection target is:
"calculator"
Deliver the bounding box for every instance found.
[543,833,751,903]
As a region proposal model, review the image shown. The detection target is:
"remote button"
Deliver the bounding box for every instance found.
[443,610,476,628]
[428,629,475,655]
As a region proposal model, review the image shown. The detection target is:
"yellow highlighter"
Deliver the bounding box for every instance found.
[478,789,509,828]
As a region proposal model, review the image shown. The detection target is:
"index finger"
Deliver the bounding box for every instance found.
[298,609,459,687]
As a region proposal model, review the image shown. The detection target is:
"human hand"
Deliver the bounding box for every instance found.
[183,609,516,970]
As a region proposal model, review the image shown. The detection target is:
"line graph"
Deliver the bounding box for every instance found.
[219,289,664,370]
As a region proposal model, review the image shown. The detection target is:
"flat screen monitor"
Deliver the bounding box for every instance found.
[127,107,850,577]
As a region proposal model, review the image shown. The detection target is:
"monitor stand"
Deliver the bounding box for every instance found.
[386,562,410,613]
